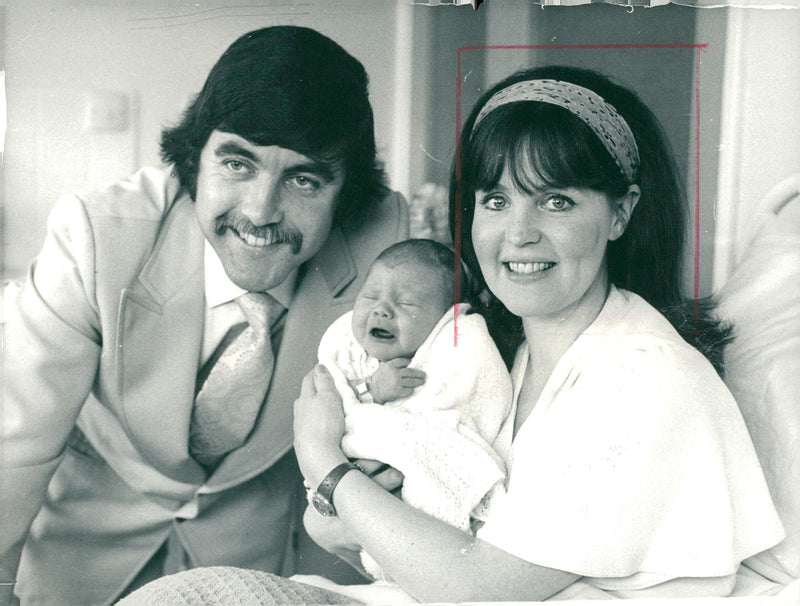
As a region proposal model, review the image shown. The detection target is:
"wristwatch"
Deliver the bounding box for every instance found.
[305,461,361,517]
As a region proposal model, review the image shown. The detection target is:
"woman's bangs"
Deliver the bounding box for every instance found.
[467,121,509,193]
[468,103,616,194]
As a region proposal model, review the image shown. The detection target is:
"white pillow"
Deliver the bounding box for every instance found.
[716,176,800,583]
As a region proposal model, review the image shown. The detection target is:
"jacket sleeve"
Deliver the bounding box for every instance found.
[1,194,103,576]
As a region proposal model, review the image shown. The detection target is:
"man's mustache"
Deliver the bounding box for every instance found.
[216,213,303,254]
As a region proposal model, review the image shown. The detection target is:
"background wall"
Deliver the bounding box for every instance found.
[1,1,797,299]
[711,7,800,290]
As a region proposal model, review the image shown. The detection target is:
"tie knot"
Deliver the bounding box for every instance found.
[235,292,282,336]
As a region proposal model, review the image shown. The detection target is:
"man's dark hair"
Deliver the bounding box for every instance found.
[160,26,387,226]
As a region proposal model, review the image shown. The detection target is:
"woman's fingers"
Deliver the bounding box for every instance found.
[299,368,318,398]
[352,458,386,476]
[294,365,347,471]
[353,459,405,493]
[312,364,337,393]
[372,466,405,494]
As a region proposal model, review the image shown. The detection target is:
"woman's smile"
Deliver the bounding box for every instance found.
[505,261,556,276]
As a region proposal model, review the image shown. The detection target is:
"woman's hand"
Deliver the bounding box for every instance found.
[293,365,349,485]
[302,504,368,575]
[354,459,404,495]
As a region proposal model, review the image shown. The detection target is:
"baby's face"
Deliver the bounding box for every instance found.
[351,261,450,362]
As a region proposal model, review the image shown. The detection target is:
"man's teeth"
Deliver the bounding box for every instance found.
[508,261,554,274]
[239,231,274,247]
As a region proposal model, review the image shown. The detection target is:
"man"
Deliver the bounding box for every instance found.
[1,26,408,604]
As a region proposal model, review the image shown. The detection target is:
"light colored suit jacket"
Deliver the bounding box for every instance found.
[1,167,408,604]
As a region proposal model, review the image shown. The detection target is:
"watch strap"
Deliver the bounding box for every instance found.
[317,461,360,508]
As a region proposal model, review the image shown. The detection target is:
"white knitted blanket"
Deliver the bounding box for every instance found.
[318,305,512,580]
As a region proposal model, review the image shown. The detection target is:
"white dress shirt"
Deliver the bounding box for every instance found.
[201,241,296,366]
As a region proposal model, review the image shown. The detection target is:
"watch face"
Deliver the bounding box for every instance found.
[311,492,336,517]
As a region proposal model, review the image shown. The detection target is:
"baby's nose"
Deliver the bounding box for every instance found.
[371,303,392,319]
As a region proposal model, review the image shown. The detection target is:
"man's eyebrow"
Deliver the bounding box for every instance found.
[213,141,259,162]
[287,161,337,183]
[213,141,339,182]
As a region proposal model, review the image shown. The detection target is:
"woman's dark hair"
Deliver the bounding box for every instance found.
[450,65,731,373]
[160,26,387,227]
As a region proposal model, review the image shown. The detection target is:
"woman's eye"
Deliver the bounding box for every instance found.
[541,195,574,211]
[478,194,508,211]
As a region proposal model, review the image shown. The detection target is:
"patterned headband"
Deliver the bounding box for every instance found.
[473,79,640,183]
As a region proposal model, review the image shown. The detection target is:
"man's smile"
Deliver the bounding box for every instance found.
[217,213,304,254]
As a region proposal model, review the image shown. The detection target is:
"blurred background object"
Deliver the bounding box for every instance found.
[409,183,450,245]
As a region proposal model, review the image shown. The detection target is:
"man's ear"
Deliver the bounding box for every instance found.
[610,184,641,241]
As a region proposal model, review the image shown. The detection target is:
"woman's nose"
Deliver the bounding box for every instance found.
[241,174,283,226]
[506,202,542,246]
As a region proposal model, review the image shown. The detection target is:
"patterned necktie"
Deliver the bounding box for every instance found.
[189,292,283,469]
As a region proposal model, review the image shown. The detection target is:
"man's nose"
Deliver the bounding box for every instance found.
[241,174,283,226]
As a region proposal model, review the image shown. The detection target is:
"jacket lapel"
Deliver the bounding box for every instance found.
[208,227,358,489]
[117,196,207,482]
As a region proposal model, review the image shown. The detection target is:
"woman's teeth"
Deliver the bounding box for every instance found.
[507,261,555,274]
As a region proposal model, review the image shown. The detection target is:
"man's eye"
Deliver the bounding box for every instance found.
[223,159,252,174]
[288,175,321,191]
[541,195,574,211]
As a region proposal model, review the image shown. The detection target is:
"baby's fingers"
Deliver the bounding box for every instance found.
[401,368,426,383]
[386,357,413,369]
[399,375,425,388]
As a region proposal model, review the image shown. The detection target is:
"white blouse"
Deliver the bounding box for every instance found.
[477,287,784,598]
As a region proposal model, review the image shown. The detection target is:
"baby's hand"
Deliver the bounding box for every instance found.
[368,358,426,404]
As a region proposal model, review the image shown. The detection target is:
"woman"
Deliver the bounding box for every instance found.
[292,66,784,602]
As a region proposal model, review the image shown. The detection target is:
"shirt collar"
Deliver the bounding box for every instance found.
[204,240,297,309]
